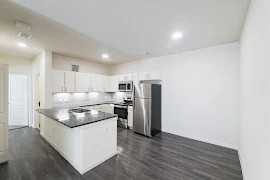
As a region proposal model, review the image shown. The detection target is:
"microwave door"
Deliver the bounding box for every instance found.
[119,84,127,91]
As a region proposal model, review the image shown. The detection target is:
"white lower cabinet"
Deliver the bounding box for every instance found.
[103,104,114,114]
[40,114,117,174]
[128,106,133,128]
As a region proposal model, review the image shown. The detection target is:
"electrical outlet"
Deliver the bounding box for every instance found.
[105,96,107,99]
[58,98,62,103]
[114,96,116,99]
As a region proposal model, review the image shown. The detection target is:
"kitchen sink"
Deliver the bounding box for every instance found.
[69,108,90,113]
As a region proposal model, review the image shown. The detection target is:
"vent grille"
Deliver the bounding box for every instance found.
[71,65,79,72]
[18,32,32,39]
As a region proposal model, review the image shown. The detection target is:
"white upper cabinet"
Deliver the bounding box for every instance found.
[119,74,133,81]
[52,70,75,93]
[75,73,91,93]
[91,74,104,92]
[132,73,139,84]
[64,71,75,93]
[139,71,162,81]
[104,75,118,92]
[52,70,65,93]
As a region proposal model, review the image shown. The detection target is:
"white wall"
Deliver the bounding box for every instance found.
[52,92,113,107]
[32,50,52,127]
[39,50,52,109]
[239,0,270,179]
[52,54,111,75]
[0,53,32,73]
[112,43,240,149]
[0,53,33,127]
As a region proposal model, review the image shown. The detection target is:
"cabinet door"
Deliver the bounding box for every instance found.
[139,71,162,81]
[64,72,75,93]
[105,75,118,92]
[75,73,90,93]
[52,70,65,93]
[132,73,139,84]
[91,75,104,92]
[119,74,133,81]
[128,106,133,128]
[103,76,109,92]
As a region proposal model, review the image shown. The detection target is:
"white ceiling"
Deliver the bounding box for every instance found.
[2,0,250,64]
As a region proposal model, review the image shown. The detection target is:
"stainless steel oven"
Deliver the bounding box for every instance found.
[118,81,133,92]
[114,105,128,129]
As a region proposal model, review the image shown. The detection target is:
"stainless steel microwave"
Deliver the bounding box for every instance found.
[118,81,133,92]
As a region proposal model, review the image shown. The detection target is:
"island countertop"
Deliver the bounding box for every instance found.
[38,107,118,128]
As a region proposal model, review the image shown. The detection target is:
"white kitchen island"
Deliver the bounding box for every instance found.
[39,108,118,174]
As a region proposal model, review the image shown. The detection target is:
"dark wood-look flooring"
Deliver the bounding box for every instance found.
[8,126,28,131]
[0,127,243,180]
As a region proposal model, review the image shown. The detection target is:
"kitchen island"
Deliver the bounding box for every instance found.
[38,107,118,174]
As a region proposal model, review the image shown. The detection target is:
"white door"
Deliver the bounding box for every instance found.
[64,71,75,93]
[75,73,90,93]
[9,74,28,126]
[0,64,9,163]
[52,70,65,93]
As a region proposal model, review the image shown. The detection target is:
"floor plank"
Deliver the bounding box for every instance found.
[0,127,243,180]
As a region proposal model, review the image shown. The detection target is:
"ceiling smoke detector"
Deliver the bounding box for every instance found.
[18,32,32,39]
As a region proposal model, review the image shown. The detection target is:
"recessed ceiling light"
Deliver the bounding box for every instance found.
[102,54,109,59]
[17,43,27,48]
[171,32,183,40]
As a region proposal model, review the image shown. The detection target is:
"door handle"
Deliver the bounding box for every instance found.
[65,87,67,92]
[61,87,63,92]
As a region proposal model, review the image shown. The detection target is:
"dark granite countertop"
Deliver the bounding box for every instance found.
[79,101,120,107]
[38,107,118,128]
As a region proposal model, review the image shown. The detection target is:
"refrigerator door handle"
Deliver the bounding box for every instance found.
[133,88,135,110]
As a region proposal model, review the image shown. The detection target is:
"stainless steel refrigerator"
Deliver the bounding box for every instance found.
[133,84,161,137]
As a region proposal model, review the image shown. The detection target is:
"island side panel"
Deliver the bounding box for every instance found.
[81,117,118,174]
[39,114,83,171]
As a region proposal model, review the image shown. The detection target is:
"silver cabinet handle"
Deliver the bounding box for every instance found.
[61,87,63,92]
[65,87,67,92]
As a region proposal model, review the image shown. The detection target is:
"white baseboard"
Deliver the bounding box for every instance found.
[162,129,238,150]
[238,151,247,180]
[81,151,118,174]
